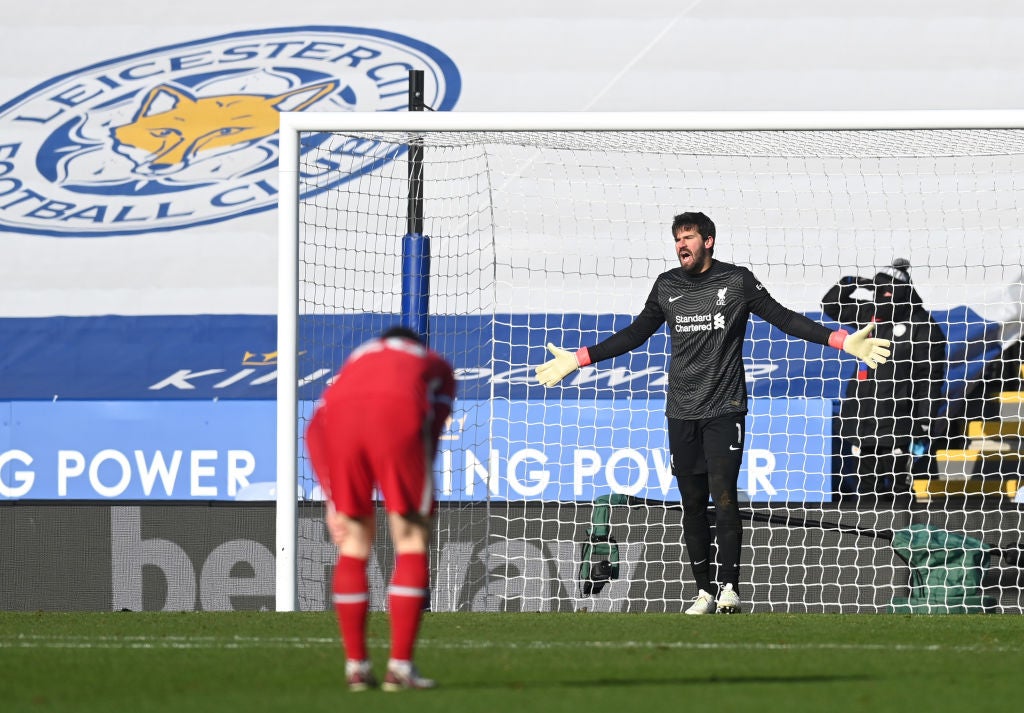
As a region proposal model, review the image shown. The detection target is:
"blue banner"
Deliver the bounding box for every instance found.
[0,308,1001,502]
[0,310,1001,404]
[1,397,831,502]
[435,397,833,503]
[0,401,275,500]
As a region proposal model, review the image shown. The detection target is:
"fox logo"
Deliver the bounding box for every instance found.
[111,81,339,178]
[0,27,460,237]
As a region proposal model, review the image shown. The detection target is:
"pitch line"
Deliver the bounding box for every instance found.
[0,634,1018,654]
[582,2,704,111]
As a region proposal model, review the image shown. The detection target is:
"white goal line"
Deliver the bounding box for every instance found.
[2,633,1018,654]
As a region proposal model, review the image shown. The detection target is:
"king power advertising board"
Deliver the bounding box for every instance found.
[0,312,1002,504]
[0,397,832,504]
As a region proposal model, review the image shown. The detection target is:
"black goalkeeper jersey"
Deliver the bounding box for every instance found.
[586,260,835,420]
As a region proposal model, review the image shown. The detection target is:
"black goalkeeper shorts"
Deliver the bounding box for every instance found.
[667,413,745,477]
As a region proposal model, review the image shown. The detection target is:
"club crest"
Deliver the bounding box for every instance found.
[0,26,461,237]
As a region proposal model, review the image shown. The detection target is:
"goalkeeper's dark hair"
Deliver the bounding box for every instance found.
[380,325,425,345]
[671,211,716,242]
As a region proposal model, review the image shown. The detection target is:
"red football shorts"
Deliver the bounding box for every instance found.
[317,398,434,519]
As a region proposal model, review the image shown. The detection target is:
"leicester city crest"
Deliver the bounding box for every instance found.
[0,26,461,237]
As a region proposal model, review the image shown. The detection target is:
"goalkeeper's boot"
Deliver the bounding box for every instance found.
[685,589,717,615]
[716,583,741,614]
[382,660,437,691]
[345,660,377,692]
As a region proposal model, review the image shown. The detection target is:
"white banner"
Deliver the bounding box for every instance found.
[2,3,1024,318]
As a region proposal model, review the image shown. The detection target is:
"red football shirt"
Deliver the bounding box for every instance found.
[305,336,456,516]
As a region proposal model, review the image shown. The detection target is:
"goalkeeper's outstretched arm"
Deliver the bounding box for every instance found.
[748,272,891,369]
[534,288,665,387]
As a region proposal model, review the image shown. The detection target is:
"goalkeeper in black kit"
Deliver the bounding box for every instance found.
[535,212,891,614]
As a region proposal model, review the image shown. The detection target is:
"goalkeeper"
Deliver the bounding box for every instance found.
[535,212,890,615]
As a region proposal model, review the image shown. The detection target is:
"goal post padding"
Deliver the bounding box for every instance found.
[277,111,1024,613]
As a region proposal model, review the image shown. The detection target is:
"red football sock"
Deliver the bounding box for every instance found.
[388,552,429,662]
[332,555,369,662]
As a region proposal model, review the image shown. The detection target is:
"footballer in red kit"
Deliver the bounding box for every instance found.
[306,326,455,692]
[307,330,455,519]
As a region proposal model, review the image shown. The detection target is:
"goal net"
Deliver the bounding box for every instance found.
[277,112,1024,614]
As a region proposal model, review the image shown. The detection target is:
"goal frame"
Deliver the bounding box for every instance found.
[275,109,1024,611]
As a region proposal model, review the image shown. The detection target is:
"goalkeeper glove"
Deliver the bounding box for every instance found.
[829,323,891,369]
[536,343,591,387]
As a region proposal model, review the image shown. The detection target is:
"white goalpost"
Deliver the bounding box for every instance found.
[277,110,1024,614]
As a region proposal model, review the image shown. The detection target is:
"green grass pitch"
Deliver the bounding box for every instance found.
[2,611,1021,712]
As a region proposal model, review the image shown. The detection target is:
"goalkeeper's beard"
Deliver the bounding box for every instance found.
[679,244,711,275]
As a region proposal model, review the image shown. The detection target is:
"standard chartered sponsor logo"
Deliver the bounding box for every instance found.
[674,313,713,333]
[670,312,726,331]
[675,314,711,324]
